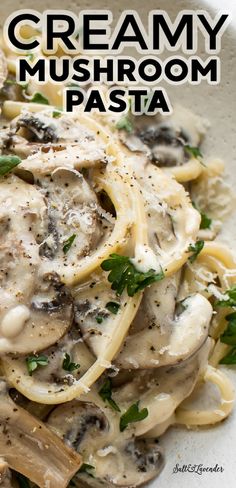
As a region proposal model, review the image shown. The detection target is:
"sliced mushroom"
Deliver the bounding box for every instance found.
[0,128,16,155]
[0,175,73,354]
[0,380,81,488]
[46,341,210,487]
[1,285,138,404]
[111,338,211,436]
[10,110,110,164]
[47,401,164,487]
[37,167,104,279]
[15,112,59,143]
[115,271,212,368]
[120,105,209,167]
[73,278,123,357]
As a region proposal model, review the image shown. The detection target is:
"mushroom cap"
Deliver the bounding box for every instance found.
[47,400,164,487]
[120,105,208,167]
[0,175,73,354]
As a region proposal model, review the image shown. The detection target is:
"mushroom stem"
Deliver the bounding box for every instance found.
[0,381,81,488]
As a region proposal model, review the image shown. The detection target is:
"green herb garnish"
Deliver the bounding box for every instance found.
[62,353,80,372]
[188,240,205,263]
[96,315,103,324]
[99,377,121,412]
[15,473,30,488]
[219,347,236,365]
[105,301,120,314]
[220,312,236,345]
[78,463,95,476]
[192,202,212,230]
[0,155,21,176]
[184,145,203,160]
[116,116,133,133]
[101,253,164,297]
[200,212,212,230]
[216,285,236,308]
[63,234,77,254]
[30,92,49,105]
[26,355,49,375]
[120,401,148,432]
[52,110,62,118]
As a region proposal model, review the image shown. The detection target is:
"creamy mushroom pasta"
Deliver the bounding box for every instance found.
[0,31,236,488]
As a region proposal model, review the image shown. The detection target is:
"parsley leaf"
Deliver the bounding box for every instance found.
[116,116,133,133]
[62,353,80,372]
[63,234,76,254]
[96,315,103,324]
[188,240,205,263]
[216,285,236,308]
[52,110,62,118]
[15,473,30,488]
[192,202,212,230]
[30,92,49,105]
[99,377,121,412]
[78,463,95,476]
[200,212,212,230]
[120,401,148,432]
[26,355,49,375]
[105,301,120,314]
[184,145,203,160]
[0,155,21,176]
[219,347,236,365]
[101,253,164,297]
[220,312,236,345]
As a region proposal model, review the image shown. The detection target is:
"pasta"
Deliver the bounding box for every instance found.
[0,35,235,488]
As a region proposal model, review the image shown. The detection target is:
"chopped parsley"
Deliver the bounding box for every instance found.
[26,355,49,375]
[116,116,133,133]
[120,401,148,432]
[105,301,120,314]
[220,312,236,345]
[0,155,21,176]
[63,234,77,254]
[219,347,236,365]
[99,377,121,412]
[96,315,104,324]
[192,202,212,230]
[101,253,164,297]
[52,110,62,118]
[215,285,236,308]
[30,92,49,105]
[62,353,80,372]
[188,240,205,263]
[200,212,212,230]
[184,145,203,160]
